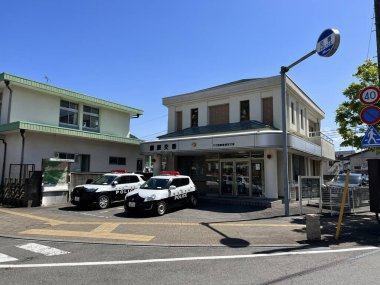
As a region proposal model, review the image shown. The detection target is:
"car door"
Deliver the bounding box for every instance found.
[171,178,190,207]
[168,178,183,208]
[114,176,130,201]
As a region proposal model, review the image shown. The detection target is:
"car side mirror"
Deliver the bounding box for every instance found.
[112,181,118,186]
[169,185,176,191]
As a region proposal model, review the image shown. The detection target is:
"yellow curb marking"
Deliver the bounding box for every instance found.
[91,223,120,233]
[20,229,154,242]
[0,208,66,226]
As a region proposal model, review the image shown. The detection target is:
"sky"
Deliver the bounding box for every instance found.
[0,0,376,151]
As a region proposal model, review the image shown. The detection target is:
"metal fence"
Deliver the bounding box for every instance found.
[321,186,370,215]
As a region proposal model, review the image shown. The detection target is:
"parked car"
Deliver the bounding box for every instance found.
[324,173,367,188]
[71,172,146,209]
[124,171,198,216]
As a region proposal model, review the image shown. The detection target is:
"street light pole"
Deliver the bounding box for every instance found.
[281,50,316,217]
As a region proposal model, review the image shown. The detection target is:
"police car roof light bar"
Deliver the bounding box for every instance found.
[111,170,129,173]
[160,171,180,176]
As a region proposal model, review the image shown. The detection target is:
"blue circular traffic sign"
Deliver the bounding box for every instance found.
[360,105,380,125]
[316,29,340,57]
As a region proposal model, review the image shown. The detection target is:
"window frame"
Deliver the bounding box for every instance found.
[59,100,79,128]
[83,105,100,132]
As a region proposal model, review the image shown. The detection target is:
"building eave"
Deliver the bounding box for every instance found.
[0,121,143,145]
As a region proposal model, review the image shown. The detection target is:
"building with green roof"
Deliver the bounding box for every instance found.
[0,73,144,205]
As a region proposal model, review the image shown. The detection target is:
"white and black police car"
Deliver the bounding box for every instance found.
[71,171,146,209]
[124,171,198,216]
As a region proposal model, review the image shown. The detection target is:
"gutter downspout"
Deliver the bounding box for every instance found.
[0,138,6,190]
[19,129,25,182]
[5,80,12,124]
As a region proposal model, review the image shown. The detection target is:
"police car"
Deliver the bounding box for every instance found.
[124,171,198,216]
[71,171,146,209]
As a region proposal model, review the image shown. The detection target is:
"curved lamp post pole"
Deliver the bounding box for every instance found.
[281,29,340,217]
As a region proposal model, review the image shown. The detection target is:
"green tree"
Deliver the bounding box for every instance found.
[335,59,379,148]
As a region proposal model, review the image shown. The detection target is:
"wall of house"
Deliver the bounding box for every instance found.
[0,132,144,180]
[7,85,131,137]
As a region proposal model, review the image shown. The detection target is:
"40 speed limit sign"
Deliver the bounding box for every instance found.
[359,86,380,105]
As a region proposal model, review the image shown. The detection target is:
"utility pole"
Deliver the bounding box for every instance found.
[375,0,380,85]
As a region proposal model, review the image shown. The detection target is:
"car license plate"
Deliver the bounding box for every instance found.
[74,196,80,201]
[128,202,135,207]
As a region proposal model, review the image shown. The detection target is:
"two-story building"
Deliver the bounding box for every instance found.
[0,73,144,184]
[140,75,335,200]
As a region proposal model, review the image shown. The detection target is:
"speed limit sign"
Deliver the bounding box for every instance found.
[359,86,380,105]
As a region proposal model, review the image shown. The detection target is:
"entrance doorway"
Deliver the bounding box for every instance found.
[221,160,250,196]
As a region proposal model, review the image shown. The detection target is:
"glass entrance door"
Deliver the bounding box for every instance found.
[236,161,249,196]
[221,160,250,196]
[221,161,233,195]
[251,161,264,196]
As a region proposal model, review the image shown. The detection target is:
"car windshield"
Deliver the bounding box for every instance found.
[140,178,170,190]
[91,175,117,185]
[335,175,361,185]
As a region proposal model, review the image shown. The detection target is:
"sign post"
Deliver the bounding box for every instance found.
[280,28,340,216]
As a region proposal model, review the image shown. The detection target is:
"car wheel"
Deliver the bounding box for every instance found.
[98,195,110,209]
[156,201,167,216]
[189,194,198,207]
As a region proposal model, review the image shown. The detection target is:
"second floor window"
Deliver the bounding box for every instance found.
[109,156,126,165]
[83,105,99,131]
[262,97,273,126]
[175,111,182,131]
[300,109,304,129]
[209,104,229,125]
[60,100,78,127]
[191,108,198,127]
[291,102,295,124]
[240,100,249,121]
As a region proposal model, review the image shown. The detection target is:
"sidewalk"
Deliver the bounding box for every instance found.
[0,201,379,248]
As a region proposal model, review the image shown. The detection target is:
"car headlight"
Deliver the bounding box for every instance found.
[84,188,98,192]
[144,194,156,202]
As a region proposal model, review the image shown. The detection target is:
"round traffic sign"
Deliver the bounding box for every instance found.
[360,105,380,125]
[359,86,380,105]
[316,28,340,57]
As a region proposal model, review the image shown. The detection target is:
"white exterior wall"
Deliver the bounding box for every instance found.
[0,132,143,176]
[264,148,278,199]
[10,86,60,125]
[7,86,132,137]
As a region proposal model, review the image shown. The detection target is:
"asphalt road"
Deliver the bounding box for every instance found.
[0,237,379,285]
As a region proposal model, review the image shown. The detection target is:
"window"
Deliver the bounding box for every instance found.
[240,100,249,121]
[137,159,143,171]
[175,111,182,131]
[262,97,273,126]
[59,100,78,127]
[130,175,140,183]
[55,152,75,160]
[171,178,190,187]
[191,108,198,127]
[209,104,229,125]
[291,102,295,124]
[109,156,126,165]
[83,105,99,131]
[300,109,304,129]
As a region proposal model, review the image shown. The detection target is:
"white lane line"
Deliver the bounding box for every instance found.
[16,243,70,256]
[0,253,18,263]
[0,246,377,269]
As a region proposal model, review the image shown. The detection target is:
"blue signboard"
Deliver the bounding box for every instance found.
[316,29,340,57]
[362,126,380,148]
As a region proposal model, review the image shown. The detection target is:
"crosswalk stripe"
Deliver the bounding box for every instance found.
[0,253,18,263]
[16,243,70,256]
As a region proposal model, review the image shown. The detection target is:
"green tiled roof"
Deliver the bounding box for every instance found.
[0,121,143,145]
[0,73,143,115]
[158,120,276,139]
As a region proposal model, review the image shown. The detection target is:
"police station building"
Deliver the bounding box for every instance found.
[140,75,335,200]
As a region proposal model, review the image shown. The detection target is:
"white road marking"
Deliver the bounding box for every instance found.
[0,253,18,263]
[0,246,377,269]
[16,243,70,256]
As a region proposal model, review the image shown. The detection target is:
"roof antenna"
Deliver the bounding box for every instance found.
[44,75,50,84]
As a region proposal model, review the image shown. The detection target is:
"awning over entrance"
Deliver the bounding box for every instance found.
[141,130,322,157]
